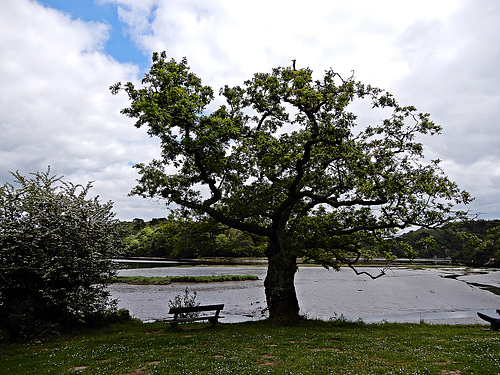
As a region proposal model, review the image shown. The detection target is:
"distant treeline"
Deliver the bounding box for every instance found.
[119,216,267,259]
[120,218,500,267]
[391,219,500,267]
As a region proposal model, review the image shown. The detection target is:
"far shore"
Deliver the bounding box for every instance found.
[113,256,463,268]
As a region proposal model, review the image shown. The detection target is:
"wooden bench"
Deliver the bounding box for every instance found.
[477,310,500,331]
[165,304,224,327]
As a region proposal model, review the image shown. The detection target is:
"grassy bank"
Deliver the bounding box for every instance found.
[1,319,498,374]
[110,275,259,285]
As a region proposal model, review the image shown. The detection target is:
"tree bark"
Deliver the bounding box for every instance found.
[264,242,300,321]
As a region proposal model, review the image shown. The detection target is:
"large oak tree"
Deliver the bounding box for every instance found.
[112,52,471,321]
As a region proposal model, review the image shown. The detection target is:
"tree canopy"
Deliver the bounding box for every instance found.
[112,52,472,321]
[0,169,122,339]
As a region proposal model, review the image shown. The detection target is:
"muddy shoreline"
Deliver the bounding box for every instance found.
[108,265,499,325]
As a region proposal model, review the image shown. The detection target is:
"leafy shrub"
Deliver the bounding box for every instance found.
[168,288,200,318]
[0,169,122,340]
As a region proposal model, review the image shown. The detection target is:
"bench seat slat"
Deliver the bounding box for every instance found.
[166,304,225,327]
[169,304,224,314]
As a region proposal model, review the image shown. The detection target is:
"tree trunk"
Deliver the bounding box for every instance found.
[264,242,300,321]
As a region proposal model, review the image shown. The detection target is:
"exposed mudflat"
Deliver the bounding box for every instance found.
[108,266,499,325]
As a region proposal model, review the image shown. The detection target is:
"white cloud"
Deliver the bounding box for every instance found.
[2,0,500,220]
[105,0,464,87]
[387,0,500,218]
[116,0,500,219]
[0,0,161,220]
[441,157,500,218]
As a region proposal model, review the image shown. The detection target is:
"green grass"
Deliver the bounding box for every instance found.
[110,275,259,285]
[1,320,498,374]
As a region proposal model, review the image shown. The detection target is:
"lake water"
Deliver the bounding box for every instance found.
[108,265,499,325]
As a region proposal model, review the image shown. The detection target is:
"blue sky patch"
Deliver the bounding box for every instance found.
[38,0,146,64]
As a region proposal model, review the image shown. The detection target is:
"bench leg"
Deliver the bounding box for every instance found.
[208,318,218,327]
[169,322,179,328]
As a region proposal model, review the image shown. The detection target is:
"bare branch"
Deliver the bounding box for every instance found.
[348,264,388,280]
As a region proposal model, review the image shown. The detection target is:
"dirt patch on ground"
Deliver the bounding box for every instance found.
[145,329,164,335]
[434,360,459,365]
[124,361,162,375]
[69,366,89,371]
[180,325,210,331]
[258,361,277,367]
[125,369,148,375]
[258,354,277,367]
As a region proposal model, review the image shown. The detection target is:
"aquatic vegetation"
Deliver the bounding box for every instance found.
[110,275,259,285]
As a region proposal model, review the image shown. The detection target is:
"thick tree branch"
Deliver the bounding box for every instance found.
[348,265,388,280]
[300,191,387,208]
[192,151,221,206]
[169,193,271,238]
[272,111,322,225]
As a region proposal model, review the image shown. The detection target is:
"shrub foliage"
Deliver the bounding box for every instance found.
[0,169,121,339]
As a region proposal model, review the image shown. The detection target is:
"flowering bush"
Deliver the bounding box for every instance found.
[0,169,122,339]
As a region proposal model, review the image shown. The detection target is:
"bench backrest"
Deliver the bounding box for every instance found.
[169,304,224,314]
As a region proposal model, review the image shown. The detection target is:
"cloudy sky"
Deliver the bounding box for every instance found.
[1,0,499,221]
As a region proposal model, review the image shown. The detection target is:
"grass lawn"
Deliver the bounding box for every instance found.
[1,320,498,374]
